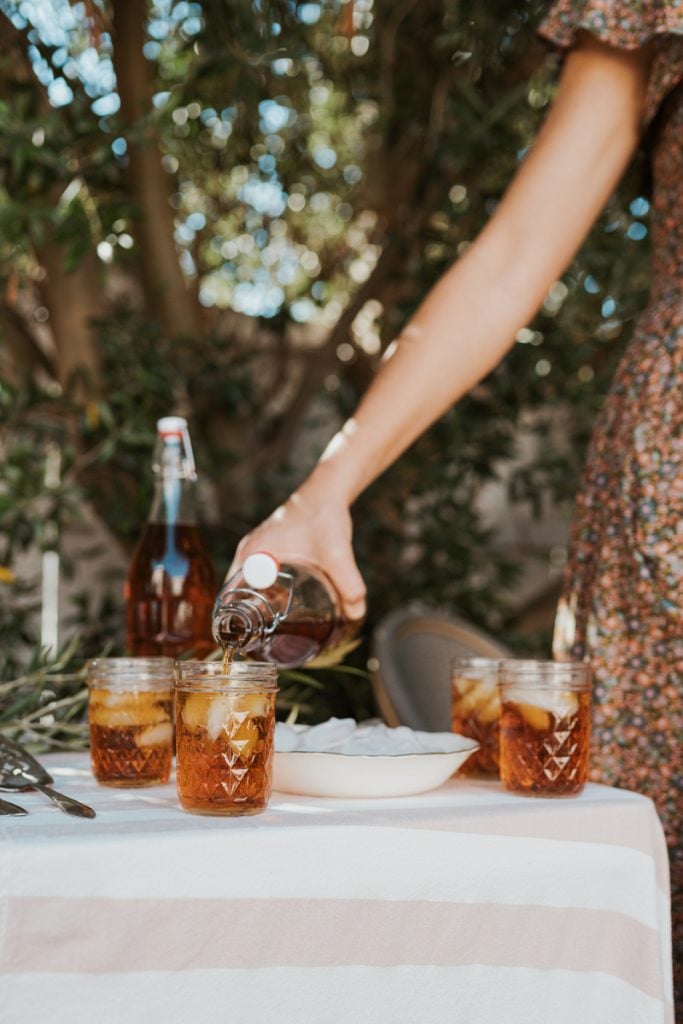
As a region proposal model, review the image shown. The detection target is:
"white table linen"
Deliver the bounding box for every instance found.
[0,752,674,1024]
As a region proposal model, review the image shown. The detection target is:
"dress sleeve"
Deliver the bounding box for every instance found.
[539,0,683,123]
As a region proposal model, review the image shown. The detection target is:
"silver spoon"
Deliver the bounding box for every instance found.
[0,735,96,819]
[0,772,96,818]
[0,794,28,816]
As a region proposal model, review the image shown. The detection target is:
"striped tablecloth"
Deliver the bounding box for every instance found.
[0,752,673,1024]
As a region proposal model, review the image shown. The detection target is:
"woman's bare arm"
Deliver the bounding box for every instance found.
[234,36,652,618]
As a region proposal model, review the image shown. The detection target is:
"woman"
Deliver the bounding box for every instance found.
[234,0,682,1004]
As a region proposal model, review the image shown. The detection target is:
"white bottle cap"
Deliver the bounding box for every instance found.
[157,416,187,436]
[155,417,196,479]
[243,552,280,590]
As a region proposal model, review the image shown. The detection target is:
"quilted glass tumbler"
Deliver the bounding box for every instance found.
[175,662,277,815]
[451,657,501,775]
[498,661,591,797]
[88,657,174,787]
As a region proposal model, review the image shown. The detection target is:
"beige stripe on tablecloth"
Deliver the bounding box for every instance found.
[1,896,665,1001]
[361,800,671,890]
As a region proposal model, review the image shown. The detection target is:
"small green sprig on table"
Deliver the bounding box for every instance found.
[0,637,90,753]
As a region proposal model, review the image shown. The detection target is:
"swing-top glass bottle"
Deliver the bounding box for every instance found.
[212,551,359,668]
[125,417,216,657]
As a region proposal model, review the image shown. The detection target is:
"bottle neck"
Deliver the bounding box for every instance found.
[148,476,197,525]
[148,440,197,524]
[212,590,275,653]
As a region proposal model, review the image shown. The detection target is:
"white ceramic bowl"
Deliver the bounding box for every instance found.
[272,736,478,799]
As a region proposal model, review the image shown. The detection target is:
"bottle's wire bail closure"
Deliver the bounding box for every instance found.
[156,416,197,481]
[214,561,296,645]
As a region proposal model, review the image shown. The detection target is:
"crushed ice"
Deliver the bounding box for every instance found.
[275,718,475,755]
[505,688,579,717]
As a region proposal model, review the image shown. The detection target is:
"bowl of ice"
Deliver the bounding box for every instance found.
[272,718,478,798]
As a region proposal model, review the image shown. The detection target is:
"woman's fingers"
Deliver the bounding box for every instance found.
[224,497,366,621]
[324,542,367,621]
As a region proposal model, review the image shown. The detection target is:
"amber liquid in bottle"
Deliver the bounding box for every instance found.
[126,522,216,657]
[217,615,337,667]
[125,420,216,658]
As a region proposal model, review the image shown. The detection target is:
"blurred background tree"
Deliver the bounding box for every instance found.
[0,0,651,739]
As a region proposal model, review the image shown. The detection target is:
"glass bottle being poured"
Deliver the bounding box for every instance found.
[125,417,216,657]
[212,552,355,669]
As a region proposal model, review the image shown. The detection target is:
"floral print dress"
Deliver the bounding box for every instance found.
[539,0,683,1008]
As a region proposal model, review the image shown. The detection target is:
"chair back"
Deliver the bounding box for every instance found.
[371,603,512,731]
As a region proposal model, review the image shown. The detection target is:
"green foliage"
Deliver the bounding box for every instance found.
[0,637,89,751]
[0,1,653,736]
[0,383,81,562]
[0,630,372,752]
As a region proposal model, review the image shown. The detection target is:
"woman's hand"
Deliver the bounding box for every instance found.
[228,483,367,622]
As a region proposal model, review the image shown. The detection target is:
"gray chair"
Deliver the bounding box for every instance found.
[371,602,512,732]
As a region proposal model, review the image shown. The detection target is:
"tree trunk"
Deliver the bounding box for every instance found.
[0,15,103,393]
[36,240,103,393]
[0,302,57,385]
[111,0,203,341]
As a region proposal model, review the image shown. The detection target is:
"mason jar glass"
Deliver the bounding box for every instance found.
[451,657,502,775]
[174,661,278,816]
[87,657,174,787]
[498,660,592,797]
[174,659,222,685]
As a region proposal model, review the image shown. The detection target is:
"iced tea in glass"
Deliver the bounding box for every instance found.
[87,657,174,786]
[175,662,277,816]
[451,657,501,775]
[498,660,591,796]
